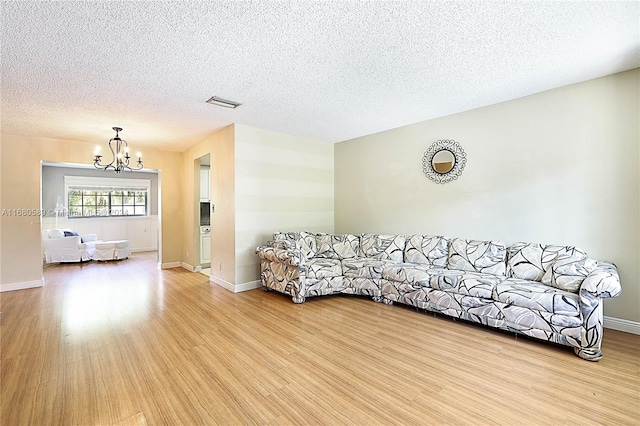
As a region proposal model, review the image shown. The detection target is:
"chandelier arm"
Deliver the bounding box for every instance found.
[123,140,131,169]
[94,154,116,171]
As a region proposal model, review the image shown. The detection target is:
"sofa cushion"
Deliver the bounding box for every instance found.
[342,258,394,279]
[541,251,597,293]
[428,290,503,319]
[360,234,405,262]
[499,305,582,339]
[429,270,504,299]
[306,276,348,296]
[507,242,586,282]
[404,235,450,267]
[382,263,437,287]
[448,238,507,276]
[305,258,343,279]
[492,279,580,317]
[316,234,359,260]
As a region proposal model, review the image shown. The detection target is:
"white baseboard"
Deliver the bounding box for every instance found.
[210,276,261,293]
[604,316,640,335]
[179,262,203,273]
[180,262,196,272]
[131,247,157,253]
[160,261,181,269]
[210,275,234,292]
[235,280,262,292]
[0,278,44,292]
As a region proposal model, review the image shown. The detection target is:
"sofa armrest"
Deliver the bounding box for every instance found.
[256,244,307,303]
[581,261,622,299]
[256,246,302,267]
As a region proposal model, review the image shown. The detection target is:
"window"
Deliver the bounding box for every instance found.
[68,188,147,218]
[64,176,151,219]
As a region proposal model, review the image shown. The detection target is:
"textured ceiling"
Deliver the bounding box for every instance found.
[2,1,639,152]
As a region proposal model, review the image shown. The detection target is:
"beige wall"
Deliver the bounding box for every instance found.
[335,69,640,323]
[0,134,183,286]
[0,137,2,276]
[234,124,334,285]
[0,123,331,291]
[179,123,334,287]
[181,125,236,284]
[180,149,204,270]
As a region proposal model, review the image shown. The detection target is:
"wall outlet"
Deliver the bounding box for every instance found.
[186,250,189,257]
[218,262,222,271]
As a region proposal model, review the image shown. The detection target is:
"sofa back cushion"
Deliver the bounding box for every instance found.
[298,232,318,260]
[541,249,597,293]
[274,232,299,247]
[43,229,83,239]
[81,234,98,243]
[359,234,405,262]
[404,235,450,267]
[273,231,319,260]
[273,232,300,249]
[506,242,587,282]
[448,238,507,276]
[316,233,359,260]
[48,229,65,239]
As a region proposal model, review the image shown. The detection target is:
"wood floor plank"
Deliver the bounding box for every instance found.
[1,252,639,425]
[112,411,149,426]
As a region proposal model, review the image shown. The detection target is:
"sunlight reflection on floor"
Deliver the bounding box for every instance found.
[62,280,151,333]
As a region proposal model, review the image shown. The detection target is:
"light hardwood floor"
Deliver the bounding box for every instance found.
[1,252,639,425]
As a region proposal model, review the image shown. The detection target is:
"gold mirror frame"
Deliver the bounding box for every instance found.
[422,140,467,184]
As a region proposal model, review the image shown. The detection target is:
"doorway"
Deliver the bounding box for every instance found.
[40,161,161,267]
[196,154,211,276]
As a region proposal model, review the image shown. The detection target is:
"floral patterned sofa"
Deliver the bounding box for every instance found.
[256,232,622,361]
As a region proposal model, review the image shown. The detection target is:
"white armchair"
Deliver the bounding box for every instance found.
[42,229,100,263]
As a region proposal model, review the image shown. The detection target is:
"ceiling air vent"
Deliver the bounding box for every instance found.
[206,96,242,109]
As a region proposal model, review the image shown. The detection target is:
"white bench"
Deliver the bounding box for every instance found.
[94,240,130,261]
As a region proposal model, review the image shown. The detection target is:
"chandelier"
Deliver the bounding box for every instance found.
[93,127,143,173]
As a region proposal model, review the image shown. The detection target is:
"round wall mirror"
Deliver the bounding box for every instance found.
[422,140,467,184]
[431,149,455,174]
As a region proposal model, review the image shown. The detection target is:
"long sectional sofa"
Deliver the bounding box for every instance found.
[256,232,622,361]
